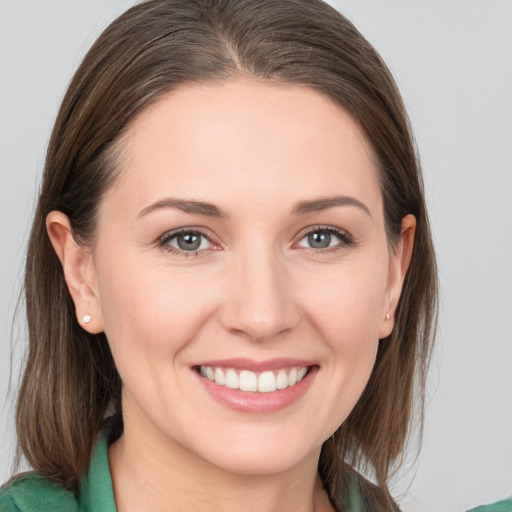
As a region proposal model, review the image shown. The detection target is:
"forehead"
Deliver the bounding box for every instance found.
[107,79,382,217]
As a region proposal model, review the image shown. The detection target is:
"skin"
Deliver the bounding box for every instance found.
[47,80,415,512]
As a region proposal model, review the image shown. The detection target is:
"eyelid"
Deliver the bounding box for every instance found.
[157,227,220,256]
[293,224,355,251]
[156,224,355,258]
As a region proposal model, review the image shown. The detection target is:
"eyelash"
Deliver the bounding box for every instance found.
[157,227,214,258]
[157,225,355,258]
[296,225,355,255]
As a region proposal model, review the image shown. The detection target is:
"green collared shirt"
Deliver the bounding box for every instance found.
[467,499,512,512]
[1,436,510,512]
[0,434,117,512]
[0,437,374,511]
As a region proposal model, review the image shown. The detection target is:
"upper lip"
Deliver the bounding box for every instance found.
[193,357,316,372]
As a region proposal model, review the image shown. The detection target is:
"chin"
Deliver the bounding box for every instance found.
[210,449,312,476]
[188,427,324,476]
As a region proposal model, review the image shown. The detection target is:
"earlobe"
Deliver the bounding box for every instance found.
[46,211,104,334]
[378,214,416,339]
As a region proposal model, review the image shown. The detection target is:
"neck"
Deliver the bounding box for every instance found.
[108,414,333,512]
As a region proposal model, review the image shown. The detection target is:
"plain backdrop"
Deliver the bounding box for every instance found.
[1,2,511,511]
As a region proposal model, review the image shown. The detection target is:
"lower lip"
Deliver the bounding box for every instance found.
[195,367,318,414]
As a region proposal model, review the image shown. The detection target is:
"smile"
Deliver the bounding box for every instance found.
[199,366,309,393]
[193,358,318,413]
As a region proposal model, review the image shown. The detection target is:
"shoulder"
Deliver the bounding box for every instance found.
[0,431,117,512]
[466,497,512,512]
[0,473,78,512]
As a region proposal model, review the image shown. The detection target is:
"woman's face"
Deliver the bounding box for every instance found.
[78,80,411,474]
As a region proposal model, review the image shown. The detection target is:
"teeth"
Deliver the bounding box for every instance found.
[225,369,239,389]
[288,367,297,387]
[258,371,277,393]
[199,366,309,393]
[276,369,288,389]
[214,367,225,385]
[239,370,257,392]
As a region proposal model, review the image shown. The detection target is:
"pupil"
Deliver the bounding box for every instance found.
[178,233,201,250]
[309,231,331,249]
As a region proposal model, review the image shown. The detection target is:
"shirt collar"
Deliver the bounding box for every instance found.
[77,432,117,512]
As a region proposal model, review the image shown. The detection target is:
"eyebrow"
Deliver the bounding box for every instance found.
[137,195,371,219]
[290,195,371,217]
[138,198,230,219]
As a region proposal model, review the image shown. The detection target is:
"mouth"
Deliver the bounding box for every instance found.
[192,358,318,413]
[196,365,311,393]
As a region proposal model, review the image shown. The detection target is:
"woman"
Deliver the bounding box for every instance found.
[0,1,438,510]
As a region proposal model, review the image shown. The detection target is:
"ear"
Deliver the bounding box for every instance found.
[378,214,416,339]
[46,211,104,334]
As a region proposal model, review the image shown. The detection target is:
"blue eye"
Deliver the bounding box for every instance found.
[306,231,334,249]
[159,229,214,256]
[297,227,354,251]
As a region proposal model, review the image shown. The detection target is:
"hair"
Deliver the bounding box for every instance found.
[16,0,437,509]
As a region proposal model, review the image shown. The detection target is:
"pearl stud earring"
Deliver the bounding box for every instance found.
[83,314,92,324]
[385,313,391,320]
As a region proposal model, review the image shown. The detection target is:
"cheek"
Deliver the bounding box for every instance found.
[301,259,389,341]
[95,259,217,362]
[298,260,387,410]
[322,280,382,380]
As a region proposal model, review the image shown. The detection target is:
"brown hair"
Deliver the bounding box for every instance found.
[16,0,437,509]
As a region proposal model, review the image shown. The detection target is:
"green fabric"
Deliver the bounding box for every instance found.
[0,434,371,511]
[76,433,117,512]
[0,433,117,512]
[467,497,512,512]
[0,446,380,511]
[346,477,365,512]
[0,474,77,512]
[2,438,509,512]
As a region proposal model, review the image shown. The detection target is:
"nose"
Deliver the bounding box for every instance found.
[219,247,300,343]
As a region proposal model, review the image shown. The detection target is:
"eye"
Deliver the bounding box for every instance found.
[158,228,217,257]
[296,226,354,252]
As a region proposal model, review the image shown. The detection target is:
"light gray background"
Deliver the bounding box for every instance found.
[1,1,511,511]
